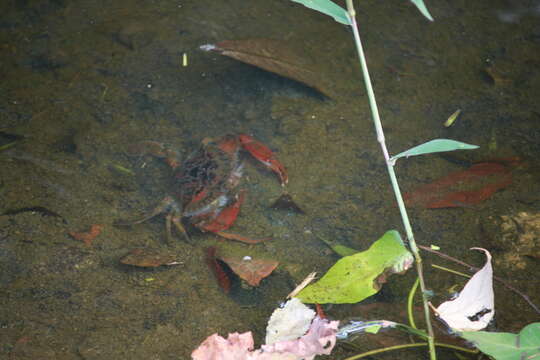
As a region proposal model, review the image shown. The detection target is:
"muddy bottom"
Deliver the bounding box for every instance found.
[1,0,539,359]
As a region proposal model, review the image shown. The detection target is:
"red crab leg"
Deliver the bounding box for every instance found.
[238,134,288,186]
[198,192,271,244]
[199,192,246,233]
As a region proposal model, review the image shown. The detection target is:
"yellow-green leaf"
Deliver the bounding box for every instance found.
[297,230,414,304]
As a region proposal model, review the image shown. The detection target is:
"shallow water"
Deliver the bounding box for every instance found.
[1,0,539,359]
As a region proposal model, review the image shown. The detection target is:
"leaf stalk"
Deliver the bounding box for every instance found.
[344,2,437,359]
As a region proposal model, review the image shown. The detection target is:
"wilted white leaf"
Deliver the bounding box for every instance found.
[265,298,315,345]
[436,248,494,331]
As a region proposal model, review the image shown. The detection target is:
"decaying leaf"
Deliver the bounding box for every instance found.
[404,158,520,208]
[191,315,339,360]
[201,39,333,98]
[265,298,315,345]
[219,255,278,286]
[435,248,494,332]
[271,192,305,214]
[120,248,181,267]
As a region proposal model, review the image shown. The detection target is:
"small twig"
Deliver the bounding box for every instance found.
[287,272,317,299]
[419,245,540,314]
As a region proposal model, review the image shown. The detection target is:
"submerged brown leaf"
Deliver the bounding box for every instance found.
[271,192,305,214]
[202,39,333,98]
[219,255,278,286]
[120,248,181,267]
[404,158,521,208]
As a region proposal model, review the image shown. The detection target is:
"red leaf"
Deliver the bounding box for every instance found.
[206,247,231,293]
[219,255,278,287]
[404,159,519,208]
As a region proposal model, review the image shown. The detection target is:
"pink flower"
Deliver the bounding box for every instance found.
[191,317,339,360]
[191,332,254,360]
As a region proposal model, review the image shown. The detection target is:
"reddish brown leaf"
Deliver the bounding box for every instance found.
[202,39,333,98]
[206,247,231,293]
[219,255,278,286]
[404,159,520,208]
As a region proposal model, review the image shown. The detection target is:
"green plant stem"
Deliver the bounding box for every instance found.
[407,277,420,329]
[343,342,478,360]
[344,1,436,359]
[431,264,471,279]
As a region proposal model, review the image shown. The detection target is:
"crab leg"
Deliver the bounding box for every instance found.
[170,211,192,244]
[238,134,288,186]
[114,196,178,226]
[197,192,271,244]
[115,196,191,243]
[197,192,245,233]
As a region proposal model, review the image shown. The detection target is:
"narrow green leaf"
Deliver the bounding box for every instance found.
[410,0,434,21]
[391,139,478,161]
[460,323,540,360]
[297,230,414,304]
[290,0,351,25]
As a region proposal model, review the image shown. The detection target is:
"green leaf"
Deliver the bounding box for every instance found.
[289,0,351,25]
[297,230,414,304]
[459,323,540,360]
[315,233,358,257]
[391,139,478,161]
[365,324,382,334]
[410,0,434,21]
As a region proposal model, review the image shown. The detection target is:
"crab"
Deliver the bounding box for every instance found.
[116,134,288,244]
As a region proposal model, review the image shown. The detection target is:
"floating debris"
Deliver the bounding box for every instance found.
[444,109,461,127]
[69,224,103,246]
[108,163,135,176]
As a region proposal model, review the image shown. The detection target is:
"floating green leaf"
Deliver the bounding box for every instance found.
[459,323,540,360]
[410,0,434,21]
[290,0,350,25]
[297,230,414,304]
[391,139,478,162]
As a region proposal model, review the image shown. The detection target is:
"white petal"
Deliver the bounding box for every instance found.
[265,298,315,345]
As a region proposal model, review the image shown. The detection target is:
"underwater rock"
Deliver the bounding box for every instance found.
[483,211,540,269]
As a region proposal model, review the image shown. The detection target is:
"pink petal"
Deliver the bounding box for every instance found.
[191,332,254,360]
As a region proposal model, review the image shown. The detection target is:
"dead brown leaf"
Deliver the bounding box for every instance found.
[219,255,278,286]
[202,39,333,98]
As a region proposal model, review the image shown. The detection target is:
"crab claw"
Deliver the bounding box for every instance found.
[238,134,288,186]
